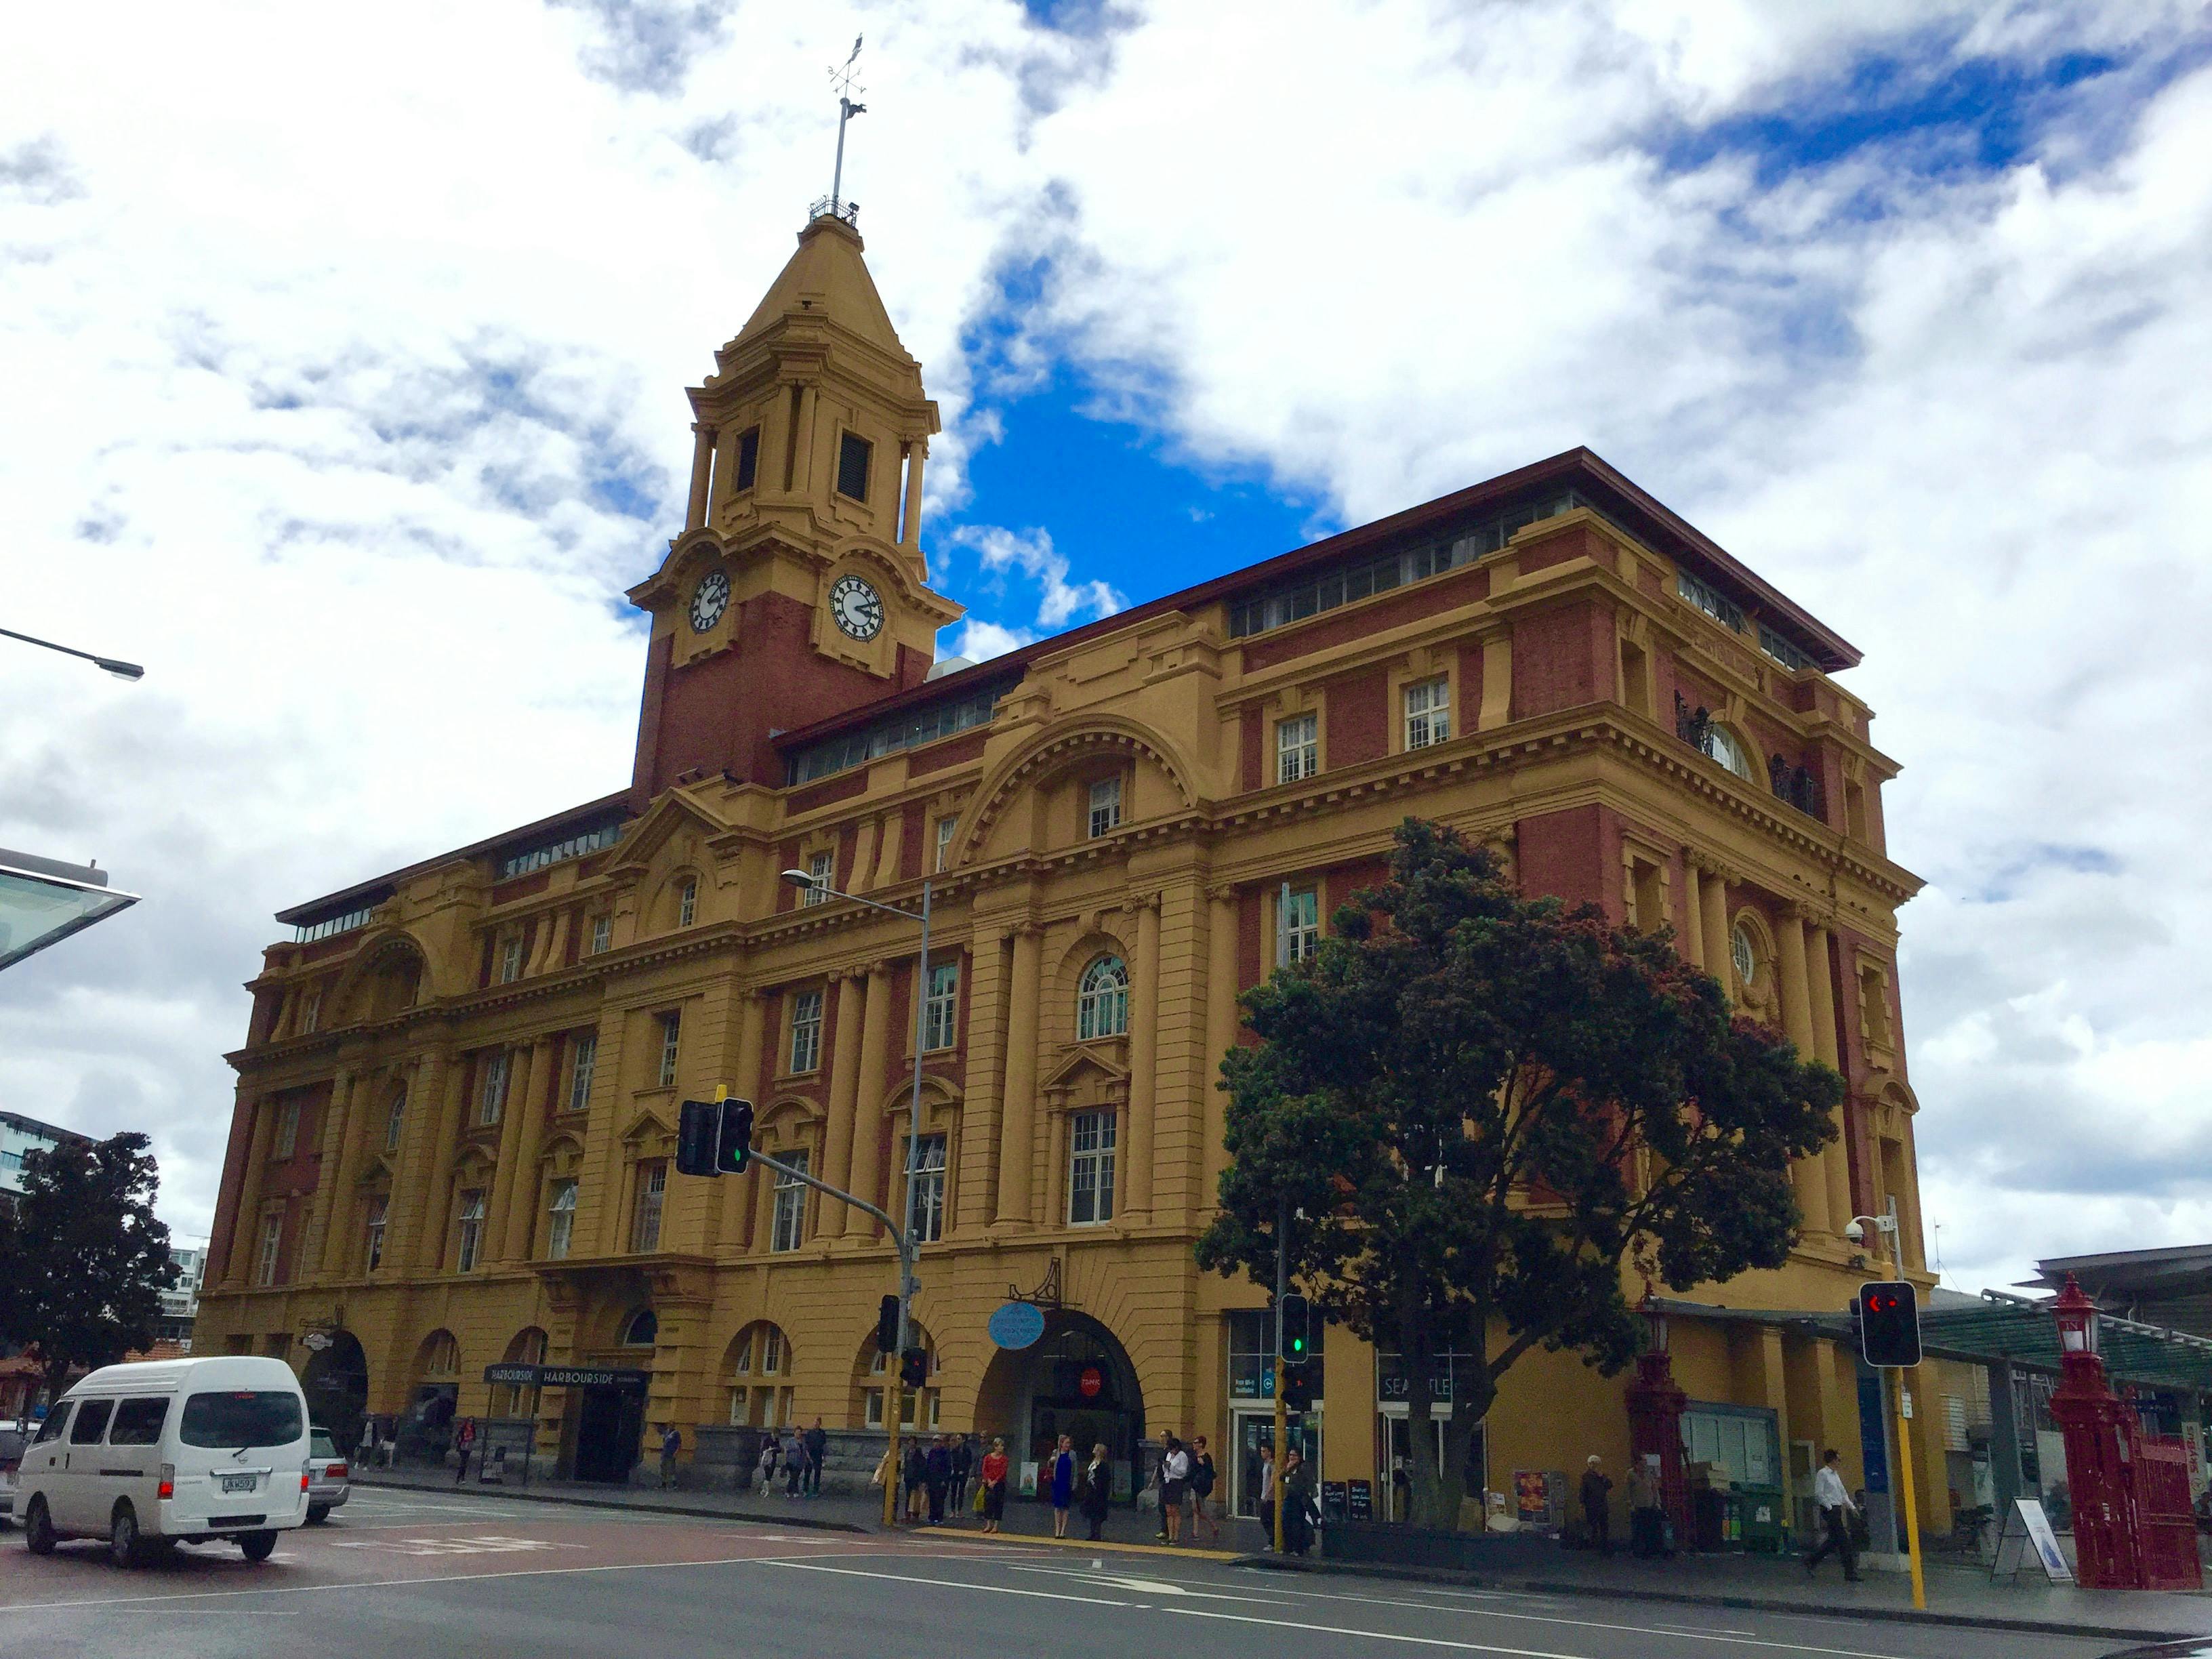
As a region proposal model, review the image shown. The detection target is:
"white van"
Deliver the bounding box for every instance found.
[16,1355,312,1566]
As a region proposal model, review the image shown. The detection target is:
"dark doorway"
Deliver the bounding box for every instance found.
[573,1385,645,1483]
[302,1331,371,1455]
[1004,1314,1144,1504]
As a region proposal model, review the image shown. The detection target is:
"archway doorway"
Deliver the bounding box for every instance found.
[976,1311,1144,1504]
[302,1331,370,1455]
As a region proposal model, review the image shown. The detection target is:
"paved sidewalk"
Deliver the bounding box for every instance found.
[1244,1544,2212,1644]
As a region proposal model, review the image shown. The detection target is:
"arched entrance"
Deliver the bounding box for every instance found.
[976,1311,1144,1503]
[301,1331,369,1455]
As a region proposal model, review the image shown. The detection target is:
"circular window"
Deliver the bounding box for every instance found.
[1731,924,1757,987]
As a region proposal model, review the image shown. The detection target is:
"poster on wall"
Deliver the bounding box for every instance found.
[1513,1469,1562,1528]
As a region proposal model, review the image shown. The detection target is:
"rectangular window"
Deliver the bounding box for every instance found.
[923,961,960,1051]
[274,1099,301,1160]
[935,814,958,873]
[771,1153,810,1252]
[1068,1109,1117,1225]
[1088,776,1122,839]
[591,914,612,954]
[301,991,321,1033]
[762,1326,785,1373]
[678,878,697,927]
[568,1033,598,1113]
[1277,713,1318,784]
[68,1399,114,1444]
[546,1180,577,1261]
[498,934,523,983]
[733,425,760,493]
[1283,887,1320,964]
[789,989,824,1073]
[906,1134,947,1244]
[455,1190,485,1271]
[802,848,833,905]
[631,1164,665,1253]
[254,1208,283,1286]
[1404,677,1451,750]
[477,1051,510,1126]
[657,1010,682,1089]
[384,1088,406,1152]
[108,1397,168,1446]
[364,1195,388,1273]
[732,1332,754,1376]
[836,431,872,501]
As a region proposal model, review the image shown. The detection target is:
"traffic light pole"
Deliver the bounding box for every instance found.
[1884,1231,1926,1611]
[1273,1195,1288,1554]
[745,1148,916,1526]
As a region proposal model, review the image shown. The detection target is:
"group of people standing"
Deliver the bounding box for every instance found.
[754,1419,830,1497]
[1248,1441,1318,1555]
[1145,1433,1224,1544]
[882,1433,989,1526]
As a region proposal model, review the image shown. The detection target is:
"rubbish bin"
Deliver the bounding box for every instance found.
[1738,1486,1785,1555]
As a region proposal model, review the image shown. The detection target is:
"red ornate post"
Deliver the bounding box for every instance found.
[1624,1297,1690,1549]
[2047,1274,2141,1589]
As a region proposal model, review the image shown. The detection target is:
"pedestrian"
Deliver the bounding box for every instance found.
[949,1433,974,1512]
[926,1435,953,1526]
[1049,1433,1076,1538]
[1580,1454,1614,1556]
[1080,1442,1112,1542]
[1159,1434,1191,1544]
[759,1435,781,1497]
[1256,1441,1277,1549]
[1805,1448,1862,1582]
[803,1418,827,1498]
[453,1416,477,1486]
[1629,1458,1666,1558]
[1189,1434,1220,1544]
[1280,1450,1315,1556]
[783,1426,806,1498]
[979,1436,1010,1534]
[659,1422,682,1490]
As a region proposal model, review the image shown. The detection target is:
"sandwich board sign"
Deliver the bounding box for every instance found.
[1990,1498,2072,1583]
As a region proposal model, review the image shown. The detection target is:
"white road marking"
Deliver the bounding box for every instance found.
[1163,1605,1586,1657]
[1007,1563,1294,1605]
[759,1557,1136,1607]
[327,1534,588,1557]
[1650,1626,1757,1638]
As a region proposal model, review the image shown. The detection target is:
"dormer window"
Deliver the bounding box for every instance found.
[837,432,872,501]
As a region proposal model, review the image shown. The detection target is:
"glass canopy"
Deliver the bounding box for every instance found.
[0,852,139,972]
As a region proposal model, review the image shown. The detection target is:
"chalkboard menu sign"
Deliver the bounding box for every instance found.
[1321,1481,1347,1521]
[1347,1478,1374,1521]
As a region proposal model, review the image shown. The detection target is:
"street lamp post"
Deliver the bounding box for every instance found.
[1,625,144,680]
[782,867,930,1527]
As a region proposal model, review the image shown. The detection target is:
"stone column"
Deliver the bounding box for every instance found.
[1776,911,1831,1237]
[960,930,1010,1229]
[1680,864,1707,969]
[715,993,766,1252]
[220,1097,277,1288]
[1203,886,1240,1214]
[1698,863,1730,983]
[792,386,818,493]
[319,1070,373,1279]
[485,1043,540,1262]
[1806,924,1853,1233]
[380,1049,444,1272]
[296,1068,355,1282]
[686,424,715,530]
[994,927,1043,1225]
[823,972,866,1199]
[500,1040,554,1262]
[412,1053,472,1271]
[901,443,926,548]
[845,965,895,1237]
[1125,893,1162,1218]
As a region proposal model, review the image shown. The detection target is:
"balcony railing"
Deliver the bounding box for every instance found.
[808,196,860,227]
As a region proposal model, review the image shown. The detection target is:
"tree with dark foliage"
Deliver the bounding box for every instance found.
[1196,820,1842,1530]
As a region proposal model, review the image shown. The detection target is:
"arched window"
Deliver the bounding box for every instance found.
[418,1330,459,1380]
[727,1322,794,1427]
[861,1321,940,1432]
[1707,723,1757,783]
[1077,956,1129,1040]
[621,1308,658,1348]
[494,1327,548,1418]
[1731,923,1759,989]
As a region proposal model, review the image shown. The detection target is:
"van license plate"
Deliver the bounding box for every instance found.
[222,1475,257,1494]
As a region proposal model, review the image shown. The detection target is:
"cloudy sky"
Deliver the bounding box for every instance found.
[3,1,2208,1296]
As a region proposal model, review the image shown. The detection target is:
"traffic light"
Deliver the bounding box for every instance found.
[1282,1363,1313,1413]
[675,1098,719,1176]
[899,1347,928,1389]
[1279,1292,1311,1362]
[716,1098,754,1173]
[1858,1279,1922,1368]
[877,1294,901,1355]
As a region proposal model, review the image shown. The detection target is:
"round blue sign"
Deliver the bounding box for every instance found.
[987,1300,1046,1351]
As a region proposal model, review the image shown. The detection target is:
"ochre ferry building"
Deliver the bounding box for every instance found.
[198,205,1946,1547]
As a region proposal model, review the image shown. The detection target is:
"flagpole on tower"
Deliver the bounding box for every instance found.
[828,35,865,217]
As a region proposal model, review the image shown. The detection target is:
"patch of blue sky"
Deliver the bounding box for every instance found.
[1965,842,2121,904]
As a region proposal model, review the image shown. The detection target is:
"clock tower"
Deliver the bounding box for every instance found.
[627,209,962,798]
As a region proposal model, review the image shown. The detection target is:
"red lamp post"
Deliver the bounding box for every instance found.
[1624,1295,1690,1549]
[2047,1273,2139,1589]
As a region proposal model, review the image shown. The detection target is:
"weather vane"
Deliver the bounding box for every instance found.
[826,35,865,220]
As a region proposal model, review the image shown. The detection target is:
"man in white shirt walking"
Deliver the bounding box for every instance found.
[1804,1448,1862,1582]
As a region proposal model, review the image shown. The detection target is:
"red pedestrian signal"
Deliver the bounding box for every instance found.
[1858,1279,1921,1368]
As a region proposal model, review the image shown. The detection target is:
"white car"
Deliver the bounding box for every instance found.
[16,1355,312,1566]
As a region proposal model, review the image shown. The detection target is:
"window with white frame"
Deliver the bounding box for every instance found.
[1404,677,1451,750]
[254,1207,284,1286]
[477,1050,510,1127]
[546,1179,577,1260]
[455,1190,485,1271]
[1077,955,1129,1040]
[771,1153,810,1251]
[631,1162,666,1253]
[498,933,523,984]
[364,1195,388,1273]
[802,848,833,905]
[301,990,321,1032]
[274,1098,301,1159]
[1284,886,1321,963]
[384,1088,407,1152]
[657,1010,682,1088]
[590,914,612,954]
[905,1134,947,1243]
[923,961,960,1050]
[678,878,697,927]
[1277,713,1318,784]
[1068,1109,1117,1225]
[789,989,823,1073]
[568,1033,598,1113]
[935,814,958,872]
[1087,776,1123,838]
[762,1325,785,1373]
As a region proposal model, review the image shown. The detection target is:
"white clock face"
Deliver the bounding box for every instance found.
[829,574,885,641]
[689,570,729,632]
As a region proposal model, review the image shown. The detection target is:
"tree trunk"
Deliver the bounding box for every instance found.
[1401,1281,1454,1530]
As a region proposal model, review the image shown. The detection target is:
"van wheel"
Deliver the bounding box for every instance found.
[24,1496,56,1556]
[109,1503,144,1568]
[238,1530,278,1562]
[306,1504,330,1525]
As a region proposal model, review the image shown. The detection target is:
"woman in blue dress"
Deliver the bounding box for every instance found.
[1049,1433,1077,1538]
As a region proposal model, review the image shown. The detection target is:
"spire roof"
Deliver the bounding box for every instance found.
[733,213,913,364]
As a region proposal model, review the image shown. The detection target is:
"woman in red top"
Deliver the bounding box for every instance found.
[979,1437,1010,1533]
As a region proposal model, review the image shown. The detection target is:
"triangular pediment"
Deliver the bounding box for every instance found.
[355,1154,396,1189]
[1040,1044,1128,1093]
[620,1106,675,1147]
[603,787,726,874]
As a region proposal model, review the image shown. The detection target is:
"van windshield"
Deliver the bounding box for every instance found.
[179,1391,304,1450]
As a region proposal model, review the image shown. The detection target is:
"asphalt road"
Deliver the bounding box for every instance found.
[0,1486,2126,1659]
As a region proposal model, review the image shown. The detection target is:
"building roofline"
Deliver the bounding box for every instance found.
[0,1109,93,1145]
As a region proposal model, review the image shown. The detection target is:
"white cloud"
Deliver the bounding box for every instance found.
[945,523,1124,628]
[943,619,1038,662]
